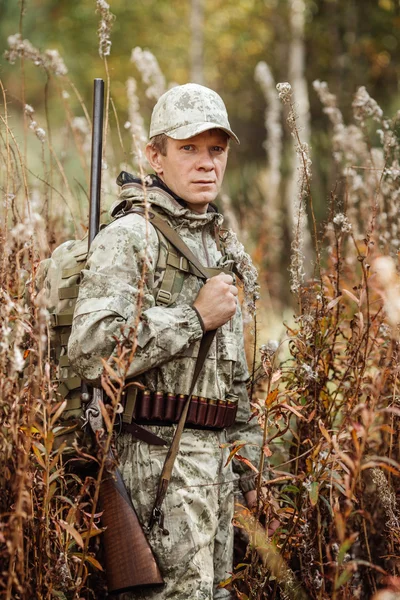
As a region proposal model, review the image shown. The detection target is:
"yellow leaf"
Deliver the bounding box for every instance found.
[48,481,57,501]
[81,529,102,541]
[334,510,346,543]
[265,389,279,407]
[318,419,332,443]
[32,443,46,469]
[84,554,104,571]
[59,519,84,548]
[224,443,246,467]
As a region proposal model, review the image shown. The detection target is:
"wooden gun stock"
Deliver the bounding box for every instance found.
[99,464,164,594]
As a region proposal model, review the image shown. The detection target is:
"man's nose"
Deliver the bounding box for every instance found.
[196,149,214,170]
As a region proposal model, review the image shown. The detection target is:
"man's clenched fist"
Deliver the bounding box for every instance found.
[193,273,238,331]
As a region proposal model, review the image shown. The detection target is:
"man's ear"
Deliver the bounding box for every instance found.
[145,144,163,175]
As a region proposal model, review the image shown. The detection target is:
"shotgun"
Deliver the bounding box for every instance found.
[85,78,164,594]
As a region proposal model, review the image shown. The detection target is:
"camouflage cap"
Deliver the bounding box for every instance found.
[149,83,240,144]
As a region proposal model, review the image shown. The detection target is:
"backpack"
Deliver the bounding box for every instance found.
[36,203,223,453]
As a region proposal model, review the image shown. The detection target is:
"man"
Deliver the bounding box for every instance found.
[68,83,260,599]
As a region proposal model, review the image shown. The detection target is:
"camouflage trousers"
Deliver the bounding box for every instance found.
[116,426,234,600]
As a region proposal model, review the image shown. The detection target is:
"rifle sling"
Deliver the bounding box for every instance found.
[148,328,216,533]
[127,208,224,532]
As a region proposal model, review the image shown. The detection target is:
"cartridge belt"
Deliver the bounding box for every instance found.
[122,389,237,431]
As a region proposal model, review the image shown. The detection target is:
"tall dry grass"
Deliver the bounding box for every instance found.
[1,5,400,600]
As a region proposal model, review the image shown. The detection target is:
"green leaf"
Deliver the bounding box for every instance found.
[309,481,319,507]
[338,536,357,564]
[32,443,46,469]
[281,484,300,494]
[335,567,353,590]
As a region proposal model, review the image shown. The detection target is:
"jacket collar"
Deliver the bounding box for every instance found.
[116,171,218,214]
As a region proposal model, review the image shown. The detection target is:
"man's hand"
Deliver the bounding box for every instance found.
[244,490,257,509]
[245,490,280,536]
[193,273,238,331]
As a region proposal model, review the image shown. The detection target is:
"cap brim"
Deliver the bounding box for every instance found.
[164,121,240,145]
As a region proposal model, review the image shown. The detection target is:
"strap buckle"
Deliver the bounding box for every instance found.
[179,256,189,272]
[156,289,172,306]
[148,506,169,536]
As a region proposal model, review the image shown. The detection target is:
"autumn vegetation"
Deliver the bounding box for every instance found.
[1,1,400,599]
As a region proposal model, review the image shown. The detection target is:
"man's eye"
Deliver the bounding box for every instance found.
[182,145,193,151]
[212,146,225,152]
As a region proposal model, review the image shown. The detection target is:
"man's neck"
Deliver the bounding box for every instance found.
[153,174,217,214]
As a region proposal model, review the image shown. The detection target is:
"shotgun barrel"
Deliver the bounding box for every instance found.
[88,78,104,248]
[87,79,163,594]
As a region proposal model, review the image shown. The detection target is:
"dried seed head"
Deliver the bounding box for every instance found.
[353,86,383,123]
[5,34,68,76]
[96,0,115,58]
[131,47,166,100]
[219,228,259,317]
[276,82,292,104]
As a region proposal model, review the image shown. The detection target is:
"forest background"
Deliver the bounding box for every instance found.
[1,1,400,599]
[2,0,399,316]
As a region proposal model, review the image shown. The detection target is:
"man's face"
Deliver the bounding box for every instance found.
[146,129,229,213]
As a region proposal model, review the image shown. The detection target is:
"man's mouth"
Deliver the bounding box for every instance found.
[193,180,215,185]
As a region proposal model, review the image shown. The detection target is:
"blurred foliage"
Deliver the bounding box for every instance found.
[1,0,399,164]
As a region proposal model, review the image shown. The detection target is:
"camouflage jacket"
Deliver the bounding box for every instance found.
[68,178,260,490]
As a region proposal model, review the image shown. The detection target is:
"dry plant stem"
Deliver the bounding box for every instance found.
[102,57,111,163]
[0,80,11,279]
[40,143,49,234]
[19,0,27,162]
[361,496,377,595]
[27,166,74,215]
[0,114,30,213]
[388,369,398,491]
[327,235,372,414]
[249,309,258,409]
[30,74,56,225]
[290,99,322,287]
[56,80,89,177]
[366,161,386,239]
[67,77,91,127]
[316,504,325,598]
[256,368,273,515]
[6,297,43,598]
[73,408,118,598]
[42,131,78,235]
[110,96,129,167]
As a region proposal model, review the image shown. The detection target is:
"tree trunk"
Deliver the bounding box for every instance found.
[190,0,205,84]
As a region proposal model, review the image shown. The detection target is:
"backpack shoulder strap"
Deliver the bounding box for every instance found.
[129,207,224,280]
[113,203,232,308]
